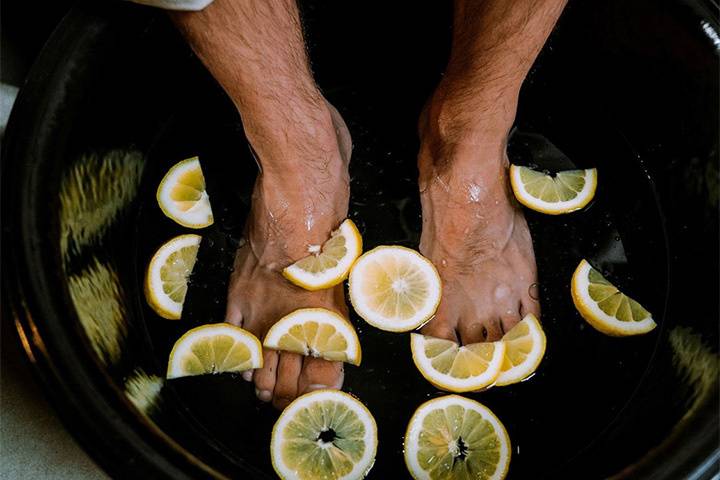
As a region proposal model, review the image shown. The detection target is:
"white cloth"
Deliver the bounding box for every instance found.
[130,0,213,11]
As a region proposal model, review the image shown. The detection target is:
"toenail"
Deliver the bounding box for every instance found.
[256,389,272,402]
[242,371,253,382]
[307,384,330,392]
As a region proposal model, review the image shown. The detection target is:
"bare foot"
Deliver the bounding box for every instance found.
[225,101,352,409]
[417,91,540,345]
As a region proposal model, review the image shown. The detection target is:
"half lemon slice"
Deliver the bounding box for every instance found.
[145,234,201,319]
[157,157,214,228]
[571,259,656,336]
[283,219,363,291]
[509,165,597,215]
[495,314,547,386]
[349,246,441,332]
[271,389,378,480]
[404,395,511,480]
[410,334,506,392]
[167,323,262,379]
[263,308,362,366]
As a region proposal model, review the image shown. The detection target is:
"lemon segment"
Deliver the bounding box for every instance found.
[495,314,547,386]
[404,395,511,480]
[263,308,362,366]
[271,389,378,480]
[156,157,214,228]
[283,219,363,291]
[410,334,506,392]
[144,234,201,319]
[167,323,262,379]
[509,165,597,215]
[571,259,656,336]
[349,246,442,332]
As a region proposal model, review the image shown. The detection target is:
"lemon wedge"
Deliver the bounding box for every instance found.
[495,313,547,386]
[410,334,506,392]
[510,165,597,215]
[167,323,262,379]
[156,157,214,228]
[349,246,441,332]
[145,234,201,319]
[571,259,656,336]
[263,308,362,366]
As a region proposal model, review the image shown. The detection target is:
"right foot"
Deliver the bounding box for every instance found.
[225,99,352,410]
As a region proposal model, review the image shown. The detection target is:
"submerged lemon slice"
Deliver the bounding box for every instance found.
[271,389,378,480]
[349,246,442,332]
[283,219,363,291]
[145,234,201,319]
[571,259,656,336]
[410,334,506,392]
[156,157,214,228]
[263,308,362,366]
[167,323,262,379]
[404,395,511,480]
[509,165,597,215]
[495,314,547,386]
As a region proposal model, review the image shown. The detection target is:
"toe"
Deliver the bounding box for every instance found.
[500,311,522,335]
[457,320,487,345]
[225,302,243,327]
[253,349,278,402]
[297,357,344,395]
[272,352,302,410]
[520,292,541,318]
[420,303,460,342]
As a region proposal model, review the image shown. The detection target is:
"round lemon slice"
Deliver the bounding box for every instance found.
[156,157,214,228]
[271,389,378,480]
[167,323,263,379]
[410,334,506,392]
[145,234,201,319]
[282,219,363,291]
[348,246,441,332]
[263,308,362,366]
[404,395,511,480]
[571,259,656,336]
[495,313,547,386]
[509,164,597,215]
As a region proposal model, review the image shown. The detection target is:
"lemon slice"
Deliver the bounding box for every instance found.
[410,334,506,392]
[571,259,656,336]
[145,234,201,319]
[157,157,214,228]
[263,308,362,366]
[167,323,263,379]
[495,314,547,386]
[509,165,597,215]
[404,395,511,480]
[271,389,378,480]
[348,246,441,332]
[282,219,363,291]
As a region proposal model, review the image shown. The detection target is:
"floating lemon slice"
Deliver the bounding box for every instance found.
[282,219,363,291]
[404,395,511,480]
[349,246,441,332]
[157,157,214,228]
[495,314,547,386]
[571,259,656,336]
[145,234,201,319]
[410,334,506,392]
[263,308,362,366]
[167,323,262,379]
[509,165,597,215]
[271,389,378,480]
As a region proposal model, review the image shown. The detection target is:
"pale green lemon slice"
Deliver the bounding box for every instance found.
[510,165,597,215]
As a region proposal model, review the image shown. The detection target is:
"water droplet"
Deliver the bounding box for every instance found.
[528,283,540,301]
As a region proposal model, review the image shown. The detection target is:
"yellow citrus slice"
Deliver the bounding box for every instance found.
[271,389,378,480]
[495,313,547,386]
[144,234,201,319]
[282,219,363,291]
[571,259,656,336]
[404,395,511,480]
[410,334,506,392]
[349,246,441,332]
[167,323,262,379]
[156,157,214,228]
[263,308,362,366]
[509,164,597,215]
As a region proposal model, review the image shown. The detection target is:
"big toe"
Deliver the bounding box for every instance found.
[419,304,460,342]
[297,357,344,396]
